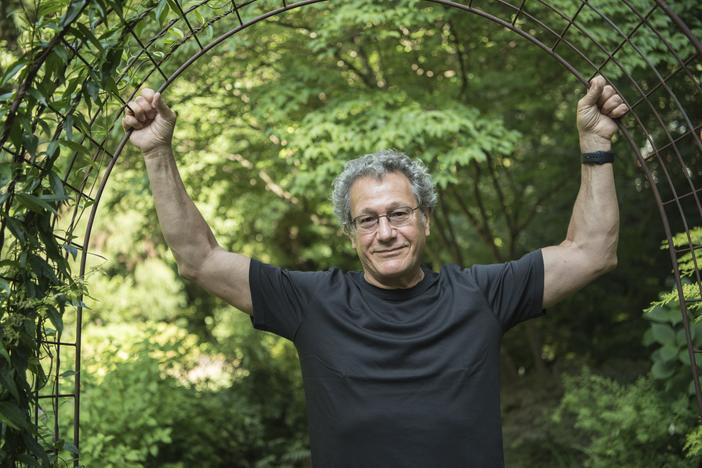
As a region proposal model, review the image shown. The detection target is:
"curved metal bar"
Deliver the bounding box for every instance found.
[615,2,702,407]
[62,0,265,250]
[656,0,702,57]
[45,0,702,463]
[584,2,702,337]
[60,1,262,245]
[534,0,702,353]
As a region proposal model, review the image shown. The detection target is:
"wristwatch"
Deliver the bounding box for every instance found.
[582,151,614,164]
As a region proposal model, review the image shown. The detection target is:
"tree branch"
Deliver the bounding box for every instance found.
[333,50,375,89]
[431,204,463,265]
[471,162,505,262]
[439,200,466,266]
[450,187,504,263]
[354,36,379,86]
[447,20,469,99]
[514,178,567,234]
[485,152,514,233]
[226,154,299,205]
[271,19,313,34]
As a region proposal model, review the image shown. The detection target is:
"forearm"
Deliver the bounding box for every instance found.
[143,145,218,278]
[564,136,619,271]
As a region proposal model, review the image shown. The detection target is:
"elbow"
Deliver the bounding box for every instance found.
[592,252,617,276]
[582,235,618,276]
[176,245,218,281]
[177,263,198,281]
[602,254,618,273]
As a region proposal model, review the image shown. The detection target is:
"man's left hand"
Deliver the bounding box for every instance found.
[576,75,629,152]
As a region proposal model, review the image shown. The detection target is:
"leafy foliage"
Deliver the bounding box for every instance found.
[644,299,702,391]
[552,368,700,468]
[642,227,702,390]
[1,0,701,465]
[67,323,309,467]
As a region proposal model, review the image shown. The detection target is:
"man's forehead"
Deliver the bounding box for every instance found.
[349,172,415,213]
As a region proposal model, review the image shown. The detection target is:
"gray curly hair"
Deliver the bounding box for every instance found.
[331,149,438,228]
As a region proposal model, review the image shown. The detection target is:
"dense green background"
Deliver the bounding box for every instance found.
[2,0,702,466]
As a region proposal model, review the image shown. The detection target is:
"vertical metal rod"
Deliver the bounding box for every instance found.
[53,335,60,458]
[72,322,80,468]
[585,0,702,291]
[48,104,117,159]
[34,324,41,434]
[533,0,702,416]
[232,0,244,26]
[654,126,702,157]
[591,4,657,77]
[551,1,585,52]
[628,54,695,110]
[620,0,702,154]
[511,0,527,26]
[115,10,169,81]
[172,0,204,49]
[59,37,136,113]
[621,124,702,419]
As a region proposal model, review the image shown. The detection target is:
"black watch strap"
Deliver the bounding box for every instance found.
[582,151,614,165]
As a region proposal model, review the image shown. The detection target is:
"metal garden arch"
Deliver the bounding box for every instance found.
[1,0,701,464]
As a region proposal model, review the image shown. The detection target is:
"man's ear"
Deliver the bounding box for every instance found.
[423,209,431,236]
[348,230,357,249]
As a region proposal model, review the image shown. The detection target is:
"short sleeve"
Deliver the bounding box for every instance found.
[248,259,323,341]
[470,249,545,331]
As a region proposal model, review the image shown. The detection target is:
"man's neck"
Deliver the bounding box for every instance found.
[363,268,425,290]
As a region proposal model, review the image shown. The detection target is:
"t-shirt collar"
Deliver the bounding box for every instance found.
[355,265,436,301]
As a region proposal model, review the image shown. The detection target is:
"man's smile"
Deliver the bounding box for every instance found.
[373,245,408,255]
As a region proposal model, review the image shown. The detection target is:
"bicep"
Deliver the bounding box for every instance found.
[191,247,252,314]
[541,241,602,309]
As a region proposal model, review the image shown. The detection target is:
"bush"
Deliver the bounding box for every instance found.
[552,368,700,468]
[76,334,187,467]
[66,323,310,467]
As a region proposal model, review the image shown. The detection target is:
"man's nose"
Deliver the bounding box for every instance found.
[376,216,396,241]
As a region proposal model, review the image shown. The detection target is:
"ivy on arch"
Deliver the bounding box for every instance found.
[0,0,701,465]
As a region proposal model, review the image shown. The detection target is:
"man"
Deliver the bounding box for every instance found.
[122,75,627,467]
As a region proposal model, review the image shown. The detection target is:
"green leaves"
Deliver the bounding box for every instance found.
[651,322,676,346]
[644,291,702,395]
[0,0,698,464]
[554,369,699,466]
[15,193,55,214]
[646,303,683,326]
[0,401,31,431]
[62,0,87,27]
[1,60,26,87]
[284,90,520,199]
[155,0,171,26]
[651,358,677,380]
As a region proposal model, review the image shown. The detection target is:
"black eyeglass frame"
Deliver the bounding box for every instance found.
[347,206,422,232]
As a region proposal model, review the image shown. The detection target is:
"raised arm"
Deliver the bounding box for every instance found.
[541,76,629,309]
[122,89,252,314]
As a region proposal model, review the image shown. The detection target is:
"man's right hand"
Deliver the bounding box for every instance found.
[122,88,177,153]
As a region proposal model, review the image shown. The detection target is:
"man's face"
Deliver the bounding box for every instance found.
[348,172,430,288]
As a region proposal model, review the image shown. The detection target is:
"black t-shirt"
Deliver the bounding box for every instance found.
[249,249,545,468]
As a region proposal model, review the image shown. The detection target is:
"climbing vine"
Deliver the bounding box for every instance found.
[0,0,148,463]
[1,0,701,465]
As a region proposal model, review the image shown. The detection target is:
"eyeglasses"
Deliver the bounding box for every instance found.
[349,206,421,232]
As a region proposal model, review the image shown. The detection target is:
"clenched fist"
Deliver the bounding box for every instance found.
[576,75,629,153]
[122,88,177,153]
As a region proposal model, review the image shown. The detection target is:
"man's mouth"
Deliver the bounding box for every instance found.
[374,246,407,254]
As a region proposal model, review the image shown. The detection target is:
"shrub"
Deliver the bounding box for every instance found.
[552,368,700,468]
